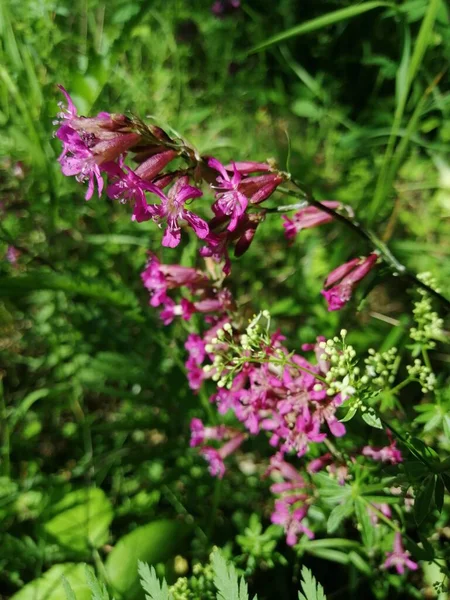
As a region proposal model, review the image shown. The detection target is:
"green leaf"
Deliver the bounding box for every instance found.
[249,2,393,53]
[354,498,374,548]
[434,476,444,513]
[306,548,350,565]
[414,476,436,525]
[84,566,110,600]
[106,520,190,600]
[298,566,327,600]
[405,538,434,562]
[306,538,361,550]
[408,437,440,464]
[212,550,256,600]
[138,562,172,600]
[348,551,371,575]
[327,501,353,534]
[442,473,450,494]
[42,488,113,553]
[361,409,382,429]
[62,578,77,600]
[10,564,93,600]
[339,404,358,423]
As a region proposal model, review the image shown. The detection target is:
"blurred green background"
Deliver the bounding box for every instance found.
[0,0,449,598]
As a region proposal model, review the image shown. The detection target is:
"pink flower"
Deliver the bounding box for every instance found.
[282,201,342,240]
[107,163,165,222]
[58,137,104,200]
[134,150,178,181]
[307,453,333,475]
[190,418,226,447]
[55,86,141,200]
[223,161,271,174]
[150,176,208,247]
[362,440,403,464]
[5,246,20,266]
[321,253,378,311]
[383,533,418,575]
[199,433,245,478]
[159,298,195,325]
[208,158,248,231]
[268,456,314,545]
[141,253,208,307]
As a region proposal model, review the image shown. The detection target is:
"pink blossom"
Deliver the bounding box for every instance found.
[55,86,141,200]
[383,533,418,575]
[268,456,314,545]
[141,253,208,307]
[199,433,245,478]
[362,440,403,464]
[159,298,195,325]
[321,253,378,311]
[223,161,271,174]
[282,201,342,240]
[5,246,20,266]
[190,418,226,447]
[208,158,248,231]
[149,176,208,247]
[134,150,178,180]
[107,163,165,222]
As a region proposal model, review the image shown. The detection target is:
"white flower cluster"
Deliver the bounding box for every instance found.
[364,347,398,388]
[319,330,358,398]
[410,272,444,350]
[406,359,436,393]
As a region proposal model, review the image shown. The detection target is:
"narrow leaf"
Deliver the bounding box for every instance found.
[249,2,393,53]
[414,476,436,525]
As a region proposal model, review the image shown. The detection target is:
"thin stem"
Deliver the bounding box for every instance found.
[281,179,450,311]
[0,377,10,477]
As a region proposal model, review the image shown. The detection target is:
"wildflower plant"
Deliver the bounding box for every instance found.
[54,87,450,596]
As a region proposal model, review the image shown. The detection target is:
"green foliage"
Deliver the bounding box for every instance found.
[298,566,327,600]
[138,562,172,600]
[1,0,449,598]
[211,550,256,600]
[106,520,190,599]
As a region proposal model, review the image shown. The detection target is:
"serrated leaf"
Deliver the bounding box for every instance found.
[84,566,110,600]
[327,501,353,534]
[298,566,327,600]
[414,476,435,525]
[211,550,253,600]
[138,562,172,600]
[62,578,77,600]
[361,410,382,429]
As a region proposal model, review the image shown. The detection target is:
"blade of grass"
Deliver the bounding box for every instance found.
[248,2,394,54]
[369,0,441,221]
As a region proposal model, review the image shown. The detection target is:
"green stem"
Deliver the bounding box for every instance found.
[389,377,412,396]
[282,180,450,311]
[0,378,10,477]
[207,477,223,541]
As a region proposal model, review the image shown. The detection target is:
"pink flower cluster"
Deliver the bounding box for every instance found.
[55,86,380,312]
[140,252,233,325]
[268,454,314,546]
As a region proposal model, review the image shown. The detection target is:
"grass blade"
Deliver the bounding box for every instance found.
[248,2,394,54]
